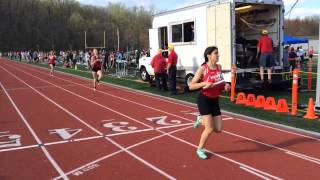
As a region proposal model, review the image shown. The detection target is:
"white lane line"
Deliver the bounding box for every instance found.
[3,65,176,180]
[105,128,154,137]
[235,119,320,141]
[240,166,272,180]
[0,144,39,153]
[0,133,139,153]
[9,63,280,180]
[286,152,320,165]
[223,117,234,121]
[156,123,194,130]
[0,127,180,153]
[224,130,320,165]
[0,81,68,180]
[5,83,92,91]
[53,126,192,179]
[72,135,103,142]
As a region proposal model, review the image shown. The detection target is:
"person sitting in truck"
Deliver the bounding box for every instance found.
[256,29,274,83]
[236,35,256,67]
[297,46,305,63]
[151,49,168,91]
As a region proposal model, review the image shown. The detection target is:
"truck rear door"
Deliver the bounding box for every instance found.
[207,3,232,71]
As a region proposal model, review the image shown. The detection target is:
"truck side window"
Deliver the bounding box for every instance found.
[172,24,182,43]
[184,22,194,42]
[171,21,195,43]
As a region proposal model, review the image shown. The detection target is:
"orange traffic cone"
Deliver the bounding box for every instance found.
[264,97,277,111]
[276,99,289,113]
[303,98,318,120]
[246,94,256,107]
[236,92,246,105]
[255,95,266,108]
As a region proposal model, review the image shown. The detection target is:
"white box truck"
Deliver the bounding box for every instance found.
[139,0,288,89]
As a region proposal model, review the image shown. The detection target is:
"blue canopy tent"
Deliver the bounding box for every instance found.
[284,35,309,44]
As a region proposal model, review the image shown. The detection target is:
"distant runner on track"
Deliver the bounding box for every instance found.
[90,49,103,91]
[48,50,55,76]
[189,46,230,159]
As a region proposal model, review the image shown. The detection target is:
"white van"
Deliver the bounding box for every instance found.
[139,0,288,89]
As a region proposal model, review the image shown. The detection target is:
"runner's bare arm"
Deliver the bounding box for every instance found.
[90,56,95,66]
[189,66,210,90]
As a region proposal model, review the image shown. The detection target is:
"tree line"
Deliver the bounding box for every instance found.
[285,16,320,38]
[0,0,153,52]
[0,0,319,52]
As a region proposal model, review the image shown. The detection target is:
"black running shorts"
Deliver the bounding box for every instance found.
[197,93,221,116]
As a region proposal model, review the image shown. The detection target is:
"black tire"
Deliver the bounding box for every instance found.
[140,67,150,82]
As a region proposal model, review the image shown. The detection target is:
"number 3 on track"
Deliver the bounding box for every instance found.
[102,121,138,132]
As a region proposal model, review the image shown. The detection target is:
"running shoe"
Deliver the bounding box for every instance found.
[193,115,201,128]
[196,149,207,159]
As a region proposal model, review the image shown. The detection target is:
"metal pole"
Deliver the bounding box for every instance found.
[104,31,106,49]
[117,27,120,51]
[315,21,320,109]
[84,31,87,50]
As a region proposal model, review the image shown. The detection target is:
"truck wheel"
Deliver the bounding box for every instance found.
[185,74,194,91]
[140,67,150,82]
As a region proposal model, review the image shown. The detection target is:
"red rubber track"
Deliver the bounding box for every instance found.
[1,58,320,180]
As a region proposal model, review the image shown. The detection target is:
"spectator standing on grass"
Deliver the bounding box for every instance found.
[18,51,22,62]
[167,44,178,95]
[110,52,115,69]
[189,46,230,159]
[117,51,123,61]
[135,49,140,65]
[29,51,33,63]
[85,51,90,69]
[33,51,38,63]
[283,45,290,68]
[298,46,305,63]
[103,51,109,72]
[288,47,298,70]
[151,49,168,91]
[308,46,314,60]
[72,51,77,69]
[296,47,303,68]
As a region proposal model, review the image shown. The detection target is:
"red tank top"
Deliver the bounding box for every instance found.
[200,64,225,98]
[49,55,55,64]
[92,55,101,68]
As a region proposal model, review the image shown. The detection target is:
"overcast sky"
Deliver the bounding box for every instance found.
[75,0,320,19]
